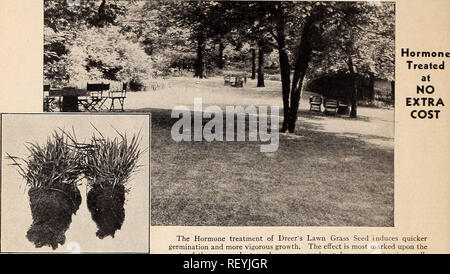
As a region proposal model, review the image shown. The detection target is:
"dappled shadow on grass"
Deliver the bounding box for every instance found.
[132,107,394,227]
[297,109,375,123]
[296,109,327,121]
[339,132,394,143]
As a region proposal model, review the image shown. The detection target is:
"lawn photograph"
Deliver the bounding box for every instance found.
[43,0,395,227]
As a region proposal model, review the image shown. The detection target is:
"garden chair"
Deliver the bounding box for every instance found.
[78,83,99,111]
[78,83,109,112]
[323,98,339,115]
[43,84,60,112]
[337,103,350,115]
[108,82,127,112]
[224,75,231,85]
[309,96,322,112]
[91,83,109,111]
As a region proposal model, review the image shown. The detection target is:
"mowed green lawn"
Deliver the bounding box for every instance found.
[130,77,394,226]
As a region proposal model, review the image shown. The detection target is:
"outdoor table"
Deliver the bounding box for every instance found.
[49,88,89,112]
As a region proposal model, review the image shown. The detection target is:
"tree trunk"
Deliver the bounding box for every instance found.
[194,36,205,78]
[289,15,317,132]
[257,44,265,87]
[348,57,358,118]
[279,50,291,132]
[390,80,395,105]
[276,4,325,132]
[368,72,375,101]
[251,48,256,80]
[217,42,224,69]
[97,0,107,27]
[274,5,291,133]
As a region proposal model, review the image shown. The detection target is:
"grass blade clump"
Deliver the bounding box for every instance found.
[6,131,83,250]
[83,127,142,239]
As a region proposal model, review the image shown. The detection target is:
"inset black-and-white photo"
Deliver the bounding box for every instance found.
[1,113,150,253]
[43,1,394,227]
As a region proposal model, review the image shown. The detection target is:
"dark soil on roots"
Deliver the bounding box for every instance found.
[27,184,81,250]
[87,184,126,239]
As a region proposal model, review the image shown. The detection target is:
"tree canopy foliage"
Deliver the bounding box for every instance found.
[44,0,394,126]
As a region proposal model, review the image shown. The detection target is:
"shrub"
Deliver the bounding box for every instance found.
[169,68,194,78]
[45,26,155,89]
[306,72,367,103]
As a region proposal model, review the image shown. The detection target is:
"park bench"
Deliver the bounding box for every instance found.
[309,96,323,112]
[323,98,339,115]
[108,82,127,112]
[230,75,244,88]
[224,74,245,87]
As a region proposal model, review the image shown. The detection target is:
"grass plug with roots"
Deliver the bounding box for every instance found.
[83,126,143,239]
[6,131,83,250]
